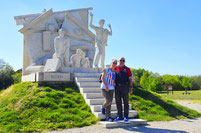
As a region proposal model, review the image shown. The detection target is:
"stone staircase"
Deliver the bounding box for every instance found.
[74,72,138,120]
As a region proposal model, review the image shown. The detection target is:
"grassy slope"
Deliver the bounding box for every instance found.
[0,82,98,132]
[0,83,201,132]
[130,87,201,121]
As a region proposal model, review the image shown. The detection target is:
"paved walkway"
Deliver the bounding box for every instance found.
[50,118,201,133]
[50,100,201,133]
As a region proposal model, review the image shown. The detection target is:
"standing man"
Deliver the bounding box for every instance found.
[89,12,112,68]
[114,57,133,121]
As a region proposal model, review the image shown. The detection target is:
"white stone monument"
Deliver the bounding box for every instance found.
[14,8,109,82]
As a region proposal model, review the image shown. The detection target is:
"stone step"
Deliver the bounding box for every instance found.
[90,104,132,112]
[100,119,147,128]
[78,82,101,87]
[94,110,137,120]
[75,77,99,82]
[74,73,101,77]
[84,93,104,99]
[74,74,144,122]
[84,92,117,99]
[79,87,101,93]
[86,98,116,105]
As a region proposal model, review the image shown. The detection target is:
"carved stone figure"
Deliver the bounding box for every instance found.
[70,49,83,67]
[90,12,112,68]
[81,51,90,68]
[52,29,70,67]
[70,49,90,68]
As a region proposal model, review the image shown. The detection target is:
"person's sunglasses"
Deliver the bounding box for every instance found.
[120,60,125,62]
[113,62,117,64]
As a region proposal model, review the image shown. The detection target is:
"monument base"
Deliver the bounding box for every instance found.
[22,68,102,82]
[22,72,71,82]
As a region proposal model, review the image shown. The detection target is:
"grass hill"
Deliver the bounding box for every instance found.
[0,82,98,132]
[0,82,200,132]
[130,88,201,121]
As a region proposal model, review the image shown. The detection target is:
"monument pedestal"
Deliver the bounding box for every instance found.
[22,72,71,82]
[22,67,102,82]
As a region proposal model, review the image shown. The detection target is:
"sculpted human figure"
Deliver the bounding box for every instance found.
[81,51,90,68]
[53,29,70,67]
[90,12,112,68]
[70,49,83,67]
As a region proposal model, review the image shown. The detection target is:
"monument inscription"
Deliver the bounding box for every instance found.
[43,73,70,81]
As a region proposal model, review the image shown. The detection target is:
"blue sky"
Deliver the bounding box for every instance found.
[0,0,201,76]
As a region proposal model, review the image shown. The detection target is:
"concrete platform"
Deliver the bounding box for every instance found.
[100,119,147,128]
[94,110,137,120]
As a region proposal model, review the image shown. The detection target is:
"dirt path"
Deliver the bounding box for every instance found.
[175,100,201,113]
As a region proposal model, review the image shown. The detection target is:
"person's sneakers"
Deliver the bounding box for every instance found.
[105,117,113,122]
[114,117,123,121]
[101,107,105,114]
[124,117,129,122]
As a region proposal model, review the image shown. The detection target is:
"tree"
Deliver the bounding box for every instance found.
[133,76,140,87]
[140,71,150,90]
[162,75,183,90]
[180,76,192,89]
[132,68,146,79]
[190,76,201,90]
[132,68,146,87]
[0,59,15,90]
[147,76,164,92]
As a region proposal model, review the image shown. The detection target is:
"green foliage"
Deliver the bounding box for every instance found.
[12,71,22,84]
[130,87,201,121]
[0,60,22,90]
[140,71,150,90]
[132,68,200,92]
[0,82,97,132]
[190,76,201,90]
[148,77,161,92]
[0,59,15,90]
[180,76,191,89]
[162,75,183,90]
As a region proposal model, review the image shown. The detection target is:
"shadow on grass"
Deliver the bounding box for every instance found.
[132,87,200,119]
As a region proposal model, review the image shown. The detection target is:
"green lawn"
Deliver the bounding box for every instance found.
[158,90,201,103]
[1,83,201,132]
[130,88,201,121]
[0,82,98,132]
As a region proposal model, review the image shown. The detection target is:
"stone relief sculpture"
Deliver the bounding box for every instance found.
[70,49,90,68]
[53,29,70,67]
[81,52,90,68]
[70,49,83,67]
[90,12,112,68]
[14,8,107,78]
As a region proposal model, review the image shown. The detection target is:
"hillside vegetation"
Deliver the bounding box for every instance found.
[0,82,97,132]
[0,82,201,132]
[130,87,201,121]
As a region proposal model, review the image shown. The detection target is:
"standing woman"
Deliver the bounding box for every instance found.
[101,59,117,121]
